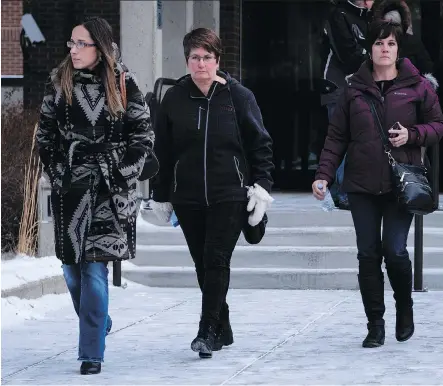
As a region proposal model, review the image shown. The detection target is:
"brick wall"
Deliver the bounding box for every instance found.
[1,1,23,76]
[220,0,241,80]
[23,0,120,108]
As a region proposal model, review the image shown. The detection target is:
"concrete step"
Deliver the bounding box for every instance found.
[137,226,443,247]
[266,210,443,228]
[139,207,443,229]
[121,264,443,290]
[133,245,443,269]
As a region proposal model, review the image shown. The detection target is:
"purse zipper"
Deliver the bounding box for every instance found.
[233,156,244,187]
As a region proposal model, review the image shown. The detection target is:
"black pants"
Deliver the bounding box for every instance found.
[348,193,414,323]
[174,202,246,326]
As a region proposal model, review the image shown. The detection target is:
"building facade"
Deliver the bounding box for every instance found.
[3,0,442,191]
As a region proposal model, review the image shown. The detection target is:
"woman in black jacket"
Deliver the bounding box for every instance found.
[150,28,274,359]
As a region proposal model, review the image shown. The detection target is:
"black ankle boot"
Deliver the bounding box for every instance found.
[213,322,234,351]
[191,321,216,358]
[80,362,101,375]
[362,322,385,348]
[395,302,414,342]
[386,262,414,342]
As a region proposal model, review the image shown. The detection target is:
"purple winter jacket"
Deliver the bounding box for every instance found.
[315,58,443,195]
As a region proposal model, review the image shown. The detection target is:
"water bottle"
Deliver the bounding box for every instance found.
[317,183,336,212]
[170,210,180,227]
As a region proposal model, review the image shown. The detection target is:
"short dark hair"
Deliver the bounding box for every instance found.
[366,19,404,51]
[183,28,222,62]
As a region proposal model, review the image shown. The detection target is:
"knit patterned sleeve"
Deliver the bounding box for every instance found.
[116,71,155,187]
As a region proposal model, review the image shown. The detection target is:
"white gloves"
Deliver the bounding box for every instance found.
[149,200,173,223]
[246,183,274,227]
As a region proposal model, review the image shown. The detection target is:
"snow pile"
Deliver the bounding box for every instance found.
[1,293,71,329]
[1,254,62,292]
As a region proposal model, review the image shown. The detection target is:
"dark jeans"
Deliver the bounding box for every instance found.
[348,192,414,322]
[174,202,246,326]
[63,261,112,362]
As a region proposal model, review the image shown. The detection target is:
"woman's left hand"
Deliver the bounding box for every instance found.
[388,123,409,147]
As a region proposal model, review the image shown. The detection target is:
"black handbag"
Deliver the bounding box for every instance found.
[242,213,268,245]
[138,151,159,181]
[228,87,268,244]
[367,98,435,215]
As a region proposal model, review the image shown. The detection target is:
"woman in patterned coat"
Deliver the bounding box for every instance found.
[36,17,154,375]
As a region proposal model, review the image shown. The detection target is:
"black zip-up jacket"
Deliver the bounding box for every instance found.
[152,71,274,205]
[321,0,371,106]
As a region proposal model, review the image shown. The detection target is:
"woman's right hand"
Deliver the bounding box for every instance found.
[312,180,328,201]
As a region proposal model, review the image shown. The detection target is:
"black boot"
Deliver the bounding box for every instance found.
[386,262,414,342]
[80,362,101,375]
[362,321,385,348]
[358,265,386,348]
[191,320,216,358]
[213,304,234,351]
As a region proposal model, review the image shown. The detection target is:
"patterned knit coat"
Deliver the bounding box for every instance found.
[36,63,154,265]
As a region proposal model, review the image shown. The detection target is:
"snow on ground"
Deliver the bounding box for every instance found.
[1,293,72,329]
[1,254,62,292]
[0,253,146,329]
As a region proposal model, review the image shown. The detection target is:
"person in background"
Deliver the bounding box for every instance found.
[36,17,154,374]
[319,0,374,208]
[150,28,274,359]
[322,0,374,120]
[313,20,443,348]
[373,0,437,88]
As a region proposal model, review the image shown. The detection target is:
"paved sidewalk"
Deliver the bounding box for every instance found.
[2,283,443,385]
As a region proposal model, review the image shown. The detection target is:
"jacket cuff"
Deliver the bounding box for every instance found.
[253,179,272,193]
[315,173,333,186]
[407,127,419,145]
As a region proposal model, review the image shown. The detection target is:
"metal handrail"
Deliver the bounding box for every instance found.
[414,144,440,292]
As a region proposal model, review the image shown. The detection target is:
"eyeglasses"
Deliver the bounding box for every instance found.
[67,40,96,49]
[188,55,216,63]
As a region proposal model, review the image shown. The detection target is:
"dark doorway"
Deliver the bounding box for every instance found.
[241,0,332,190]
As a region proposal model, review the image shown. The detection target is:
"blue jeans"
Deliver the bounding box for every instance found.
[62,261,112,362]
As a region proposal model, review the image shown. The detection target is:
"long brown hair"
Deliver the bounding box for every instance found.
[55,17,123,117]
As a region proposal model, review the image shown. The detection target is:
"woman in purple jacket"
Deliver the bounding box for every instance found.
[312,20,443,349]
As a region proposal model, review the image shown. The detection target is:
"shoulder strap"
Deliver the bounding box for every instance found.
[364,95,398,165]
[227,85,250,181]
[227,85,244,148]
[365,96,390,150]
[120,72,127,110]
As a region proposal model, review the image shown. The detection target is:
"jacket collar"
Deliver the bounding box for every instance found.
[347,58,421,97]
[177,70,235,98]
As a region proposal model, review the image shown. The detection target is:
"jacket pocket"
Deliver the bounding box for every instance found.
[233,156,244,187]
[197,107,204,130]
[173,160,179,192]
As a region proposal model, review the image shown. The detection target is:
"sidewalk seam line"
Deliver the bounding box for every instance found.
[219,292,357,386]
[1,298,191,382]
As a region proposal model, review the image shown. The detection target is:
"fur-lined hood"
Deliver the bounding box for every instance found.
[423,73,439,91]
[373,0,412,34]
